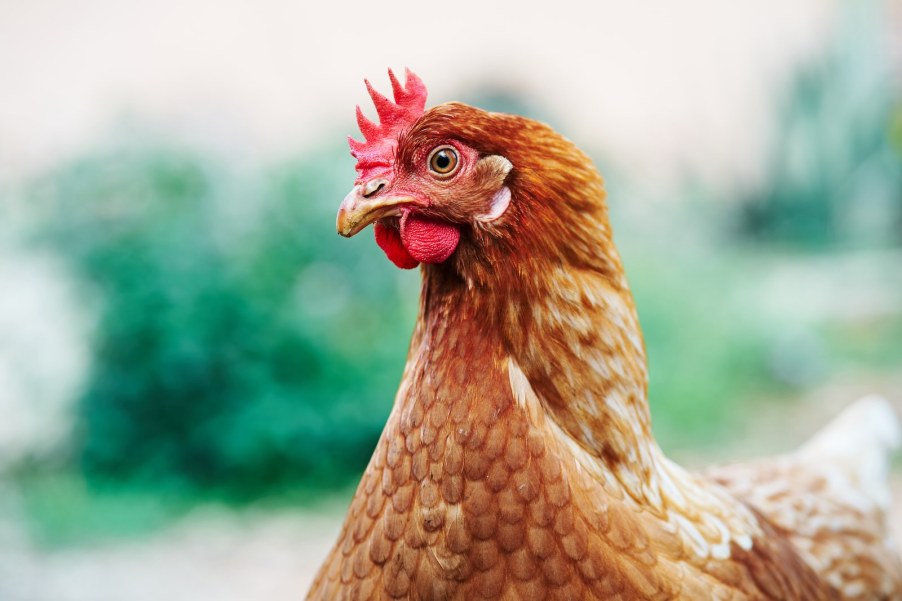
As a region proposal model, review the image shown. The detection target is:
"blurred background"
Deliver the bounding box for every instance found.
[0,0,900,598]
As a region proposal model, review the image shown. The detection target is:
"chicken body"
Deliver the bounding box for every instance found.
[307,74,902,600]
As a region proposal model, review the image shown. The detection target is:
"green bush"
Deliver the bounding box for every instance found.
[32,143,417,497]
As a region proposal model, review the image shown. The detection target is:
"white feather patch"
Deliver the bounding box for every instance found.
[797,395,901,510]
[506,356,760,560]
[477,186,511,222]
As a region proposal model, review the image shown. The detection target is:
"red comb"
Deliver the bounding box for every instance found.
[348,68,427,183]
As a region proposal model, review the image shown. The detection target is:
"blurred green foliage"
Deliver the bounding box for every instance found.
[735,0,902,248]
[623,246,776,446]
[31,143,418,497]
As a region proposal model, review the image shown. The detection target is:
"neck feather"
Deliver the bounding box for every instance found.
[405,265,759,560]
[420,254,655,485]
[400,143,763,557]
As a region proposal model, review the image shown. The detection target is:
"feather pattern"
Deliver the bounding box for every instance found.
[308,81,902,600]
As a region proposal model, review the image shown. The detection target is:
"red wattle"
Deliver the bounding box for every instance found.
[374,221,419,269]
[400,212,460,264]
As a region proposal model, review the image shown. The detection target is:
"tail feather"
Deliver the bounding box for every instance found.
[797,395,900,509]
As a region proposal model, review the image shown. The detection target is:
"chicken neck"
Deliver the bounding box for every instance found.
[411,256,659,505]
[408,251,759,561]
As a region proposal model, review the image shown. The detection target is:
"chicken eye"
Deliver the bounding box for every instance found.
[428,146,459,177]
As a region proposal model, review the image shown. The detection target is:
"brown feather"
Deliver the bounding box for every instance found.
[307,102,902,600]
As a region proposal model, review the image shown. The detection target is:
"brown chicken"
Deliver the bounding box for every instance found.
[306,69,902,600]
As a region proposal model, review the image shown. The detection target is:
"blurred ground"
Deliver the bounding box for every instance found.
[0,498,342,600]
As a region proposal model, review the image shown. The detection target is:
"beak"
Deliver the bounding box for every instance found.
[336,183,414,237]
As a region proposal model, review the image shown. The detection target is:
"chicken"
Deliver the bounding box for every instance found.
[306,69,902,600]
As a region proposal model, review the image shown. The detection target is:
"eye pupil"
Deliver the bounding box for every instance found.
[429,146,459,176]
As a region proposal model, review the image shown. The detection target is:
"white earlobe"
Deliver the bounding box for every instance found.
[476,186,511,222]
